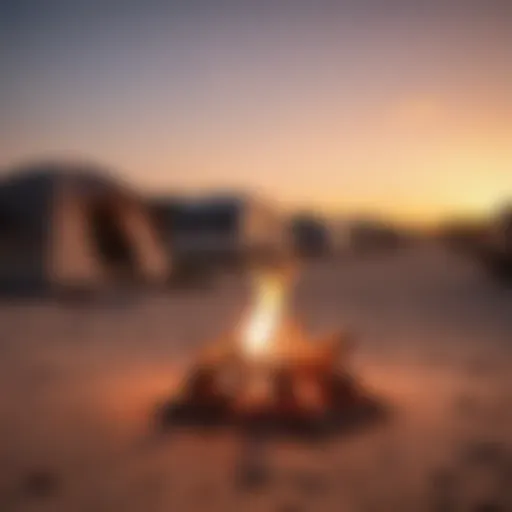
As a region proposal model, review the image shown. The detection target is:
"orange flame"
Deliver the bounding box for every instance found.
[240,268,293,358]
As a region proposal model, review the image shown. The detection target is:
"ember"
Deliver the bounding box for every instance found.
[160,267,385,438]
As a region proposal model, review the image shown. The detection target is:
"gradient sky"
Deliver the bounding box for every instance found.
[1,0,511,224]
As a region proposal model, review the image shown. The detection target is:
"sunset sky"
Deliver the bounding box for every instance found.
[1,0,511,224]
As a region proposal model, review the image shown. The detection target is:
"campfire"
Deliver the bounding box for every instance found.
[161,267,384,438]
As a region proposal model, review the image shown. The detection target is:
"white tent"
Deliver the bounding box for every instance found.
[153,194,290,267]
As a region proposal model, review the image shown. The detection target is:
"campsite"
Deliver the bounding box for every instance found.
[2,1,511,510]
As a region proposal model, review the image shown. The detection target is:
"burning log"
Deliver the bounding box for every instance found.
[165,329,370,435]
[159,268,385,438]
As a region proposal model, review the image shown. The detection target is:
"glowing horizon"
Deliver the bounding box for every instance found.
[1,1,511,224]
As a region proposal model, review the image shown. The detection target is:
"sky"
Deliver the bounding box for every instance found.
[1,0,511,224]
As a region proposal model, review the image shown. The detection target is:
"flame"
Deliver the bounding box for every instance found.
[241,270,290,358]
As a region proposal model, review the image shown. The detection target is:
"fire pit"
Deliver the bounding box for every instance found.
[159,269,386,438]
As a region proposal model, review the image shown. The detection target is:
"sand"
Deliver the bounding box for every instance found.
[0,244,511,511]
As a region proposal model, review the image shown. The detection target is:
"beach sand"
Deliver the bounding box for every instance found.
[1,244,511,511]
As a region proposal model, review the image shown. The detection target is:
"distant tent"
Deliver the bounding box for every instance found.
[491,204,512,251]
[0,161,170,294]
[290,214,330,258]
[476,204,512,284]
[150,194,290,269]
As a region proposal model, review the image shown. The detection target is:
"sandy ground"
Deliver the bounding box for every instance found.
[1,244,512,511]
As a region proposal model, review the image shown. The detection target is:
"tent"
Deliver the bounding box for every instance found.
[151,194,290,269]
[290,213,330,258]
[0,162,170,294]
